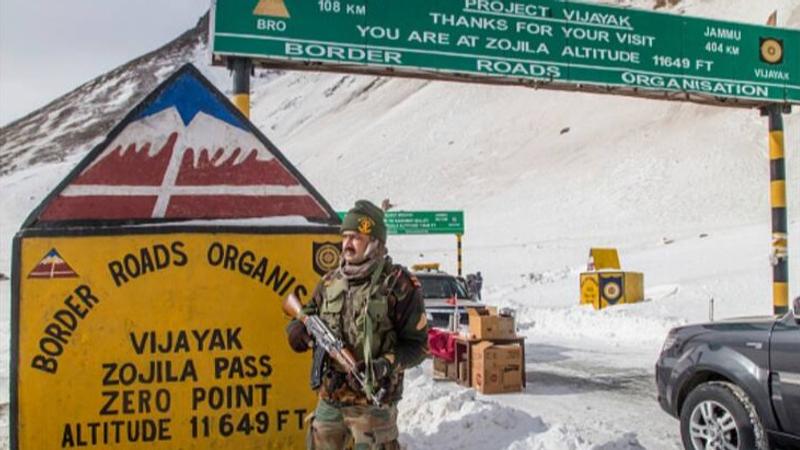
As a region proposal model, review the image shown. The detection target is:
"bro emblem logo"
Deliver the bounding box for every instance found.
[253,0,290,18]
[313,242,341,276]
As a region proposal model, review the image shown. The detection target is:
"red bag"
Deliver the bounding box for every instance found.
[427,328,458,362]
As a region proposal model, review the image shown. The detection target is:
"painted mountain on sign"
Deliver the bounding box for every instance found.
[26,64,338,226]
[28,249,78,279]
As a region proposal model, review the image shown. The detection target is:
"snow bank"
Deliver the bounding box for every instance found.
[399,366,548,449]
[513,305,687,345]
[399,365,657,449]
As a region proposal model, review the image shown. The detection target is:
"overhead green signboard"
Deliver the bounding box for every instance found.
[337,211,465,235]
[211,0,799,106]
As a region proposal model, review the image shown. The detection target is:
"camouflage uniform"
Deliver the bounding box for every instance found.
[299,255,428,450]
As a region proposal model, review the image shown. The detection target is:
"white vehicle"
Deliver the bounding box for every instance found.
[413,264,480,329]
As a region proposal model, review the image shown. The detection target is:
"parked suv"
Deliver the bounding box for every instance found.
[413,266,479,328]
[656,311,800,450]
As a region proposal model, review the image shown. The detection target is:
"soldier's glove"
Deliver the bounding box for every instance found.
[286,320,313,353]
[356,357,393,382]
[372,357,393,380]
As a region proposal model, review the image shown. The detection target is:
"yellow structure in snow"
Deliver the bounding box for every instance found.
[580,248,644,310]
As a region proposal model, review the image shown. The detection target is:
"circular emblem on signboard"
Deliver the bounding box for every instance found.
[760,38,783,64]
[602,281,622,303]
[315,243,340,273]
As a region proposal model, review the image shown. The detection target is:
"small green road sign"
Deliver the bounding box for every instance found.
[387,211,465,235]
[337,211,465,235]
[211,0,799,106]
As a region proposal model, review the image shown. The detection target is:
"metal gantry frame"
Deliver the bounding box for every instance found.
[230,61,792,314]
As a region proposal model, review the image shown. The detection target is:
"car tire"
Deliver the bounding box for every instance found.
[679,381,768,450]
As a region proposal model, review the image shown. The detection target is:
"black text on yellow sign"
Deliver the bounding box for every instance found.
[16,231,340,449]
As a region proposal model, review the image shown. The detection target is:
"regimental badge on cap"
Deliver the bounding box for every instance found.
[358,216,375,235]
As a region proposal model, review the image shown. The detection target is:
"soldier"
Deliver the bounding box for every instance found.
[465,274,477,299]
[286,199,429,450]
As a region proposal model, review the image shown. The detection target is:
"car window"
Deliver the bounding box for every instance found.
[418,276,470,299]
[456,278,471,296]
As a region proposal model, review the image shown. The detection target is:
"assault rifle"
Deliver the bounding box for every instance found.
[282,293,385,407]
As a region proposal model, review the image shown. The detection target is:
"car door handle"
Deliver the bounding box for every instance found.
[745,342,763,350]
[779,372,800,386]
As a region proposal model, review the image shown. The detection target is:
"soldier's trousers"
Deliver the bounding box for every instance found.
[309,399,400,450]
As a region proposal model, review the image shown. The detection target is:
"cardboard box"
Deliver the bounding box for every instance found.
[457,361,468,385]
[468,307,516,339]
[433,357,458,381]
[471,341,523,394]
[447,361,458,380]
[433,357,448,380]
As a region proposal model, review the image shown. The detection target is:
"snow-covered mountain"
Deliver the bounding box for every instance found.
[0,14,216,175]
[3,1,797,238]
[1,0,799,448]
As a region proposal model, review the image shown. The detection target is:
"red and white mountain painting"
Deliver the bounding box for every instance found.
[34,67,335,224]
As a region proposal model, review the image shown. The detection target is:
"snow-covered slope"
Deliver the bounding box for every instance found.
[1,0,799,448]
[240,0,800,296]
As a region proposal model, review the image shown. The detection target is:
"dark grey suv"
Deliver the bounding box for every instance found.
[656,311,800,450]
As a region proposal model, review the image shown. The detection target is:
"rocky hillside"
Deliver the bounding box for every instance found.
[0,14,212,175]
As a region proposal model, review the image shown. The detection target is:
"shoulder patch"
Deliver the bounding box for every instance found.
[408,272,421,289]
[387,265,419,300]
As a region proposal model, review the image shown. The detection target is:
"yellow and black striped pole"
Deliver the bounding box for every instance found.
[767,105,789,315]
[232,58,252,118]
[456,234,463,276]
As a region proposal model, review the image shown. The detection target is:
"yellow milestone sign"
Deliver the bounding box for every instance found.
[15,230,341,449]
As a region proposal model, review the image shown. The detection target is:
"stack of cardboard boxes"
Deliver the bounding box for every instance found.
[463,307,525,394]
[431,307,526,394]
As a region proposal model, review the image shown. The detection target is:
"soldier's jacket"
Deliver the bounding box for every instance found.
[299,255,428,405]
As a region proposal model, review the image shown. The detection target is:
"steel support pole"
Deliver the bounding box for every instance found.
[456,234,463,276]
[232,58,252,118]
[767,105,789,315]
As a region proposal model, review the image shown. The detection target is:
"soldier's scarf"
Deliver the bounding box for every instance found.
[339,239,388,401]
[340,239,387,281]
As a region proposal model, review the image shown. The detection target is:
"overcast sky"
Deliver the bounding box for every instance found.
[0,0,209,126]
